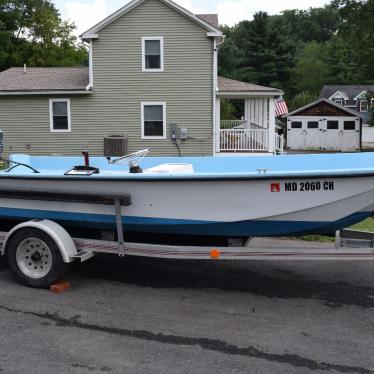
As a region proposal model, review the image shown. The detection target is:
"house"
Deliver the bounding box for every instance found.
[0,0,283,157]
[319,85,374,124]
[285,98,361,152]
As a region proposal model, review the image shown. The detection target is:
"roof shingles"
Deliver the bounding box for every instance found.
[218,76,282,94]
[196,14,219,28]
[0,67,89,92]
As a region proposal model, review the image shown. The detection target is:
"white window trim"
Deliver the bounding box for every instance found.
[142,37,164,72]
[354,90,367,101]
[141,102,166,140]
[49,98,71,133]
[334,99,343,106]
[329,90,349,101]
[360,99,368,112]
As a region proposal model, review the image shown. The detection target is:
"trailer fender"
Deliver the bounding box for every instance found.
[2,219,77,263]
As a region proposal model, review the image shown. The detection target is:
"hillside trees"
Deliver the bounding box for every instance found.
[218,1,374,110]
[0,0,87,71]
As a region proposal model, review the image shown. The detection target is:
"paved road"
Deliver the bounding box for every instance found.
[0,238,373,374]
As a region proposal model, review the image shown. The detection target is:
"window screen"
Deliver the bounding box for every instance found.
[52,101,69,130]
[327,120,339,130]
[144,40,161,69]
[344,121,356,130]
[144,105,164,136]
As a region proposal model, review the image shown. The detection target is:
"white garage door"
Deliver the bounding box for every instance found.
[287,117,360,151]
[287,119,323,150]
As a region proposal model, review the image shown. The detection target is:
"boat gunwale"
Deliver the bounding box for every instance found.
[1,171,374,181]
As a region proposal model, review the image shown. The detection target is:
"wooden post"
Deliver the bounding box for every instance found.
[215,97,221,153]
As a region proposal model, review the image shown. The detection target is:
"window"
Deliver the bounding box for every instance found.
[360,100,368,112]
[344,121,356,130]
[142,37,164,72]
[333,99,343,106]
[307,121,319,129]
[291,121,302,129]
[141,102,166,139]
[49,99,71,132]
[327,120,339,130]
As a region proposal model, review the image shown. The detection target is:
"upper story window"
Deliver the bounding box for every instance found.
[141,102,166,139]
[360,100,368,112]
[333,99,343,106]
[142,37,164,72]
[49,99,71,132]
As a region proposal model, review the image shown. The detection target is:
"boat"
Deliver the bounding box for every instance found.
[1,150,374,241]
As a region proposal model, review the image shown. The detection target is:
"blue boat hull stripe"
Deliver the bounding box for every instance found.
[0,207,371,236]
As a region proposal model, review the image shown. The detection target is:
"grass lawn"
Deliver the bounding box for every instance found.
[297,217,374,242]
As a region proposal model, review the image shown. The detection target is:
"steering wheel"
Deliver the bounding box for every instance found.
[107,148,150,165]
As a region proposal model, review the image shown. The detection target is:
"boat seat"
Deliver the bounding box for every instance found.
[145,163,194,173]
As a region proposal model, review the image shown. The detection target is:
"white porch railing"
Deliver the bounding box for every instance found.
[220,129,269,152]
[219,119,284,153]
[220,119,248,129]
[275,134,284,154]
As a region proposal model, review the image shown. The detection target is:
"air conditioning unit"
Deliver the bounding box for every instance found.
[104,135,128,157]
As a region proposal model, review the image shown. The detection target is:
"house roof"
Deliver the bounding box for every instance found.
[81,0,222,39]
[217,76,283,96]
[285,98,361,118]
[320,85,374,103]
[196,14,219,28]
[0,67,90,94]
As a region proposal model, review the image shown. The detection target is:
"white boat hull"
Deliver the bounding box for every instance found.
[0,175,373,236]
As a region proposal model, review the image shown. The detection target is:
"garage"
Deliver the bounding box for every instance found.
[285,98,362,151]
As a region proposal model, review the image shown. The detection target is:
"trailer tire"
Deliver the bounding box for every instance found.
[6,228,68,288]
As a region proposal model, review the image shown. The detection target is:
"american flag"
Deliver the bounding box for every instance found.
[275,96,288,116]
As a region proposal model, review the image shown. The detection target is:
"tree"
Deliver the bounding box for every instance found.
[291,41,329,96]
[289,91,319,111]
[336,0,374,83]
[218,12,294,88]
[220,99,238,120]
[0,0,87,71]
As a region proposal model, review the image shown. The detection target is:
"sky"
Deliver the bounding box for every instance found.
[52,0,331,36]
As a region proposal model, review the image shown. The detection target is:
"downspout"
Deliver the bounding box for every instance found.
[213,37,224,155]
[85,39,94,91]
[212,38,217,155]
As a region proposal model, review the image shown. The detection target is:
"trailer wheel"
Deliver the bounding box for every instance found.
[6,228,68,288]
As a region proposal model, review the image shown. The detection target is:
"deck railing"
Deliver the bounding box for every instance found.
[275,134,284,154]
[220,119,248,130]
[220,129,269,152]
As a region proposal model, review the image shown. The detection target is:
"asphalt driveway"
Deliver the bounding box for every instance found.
[0,237,373,374]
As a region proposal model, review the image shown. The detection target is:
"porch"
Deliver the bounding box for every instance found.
[215,77,284,154]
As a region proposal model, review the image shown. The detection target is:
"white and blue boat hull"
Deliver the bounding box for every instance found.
[0,162,374,237]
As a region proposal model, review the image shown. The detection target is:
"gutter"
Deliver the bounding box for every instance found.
[0,90,93,96]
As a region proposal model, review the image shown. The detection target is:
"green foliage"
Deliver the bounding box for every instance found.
[220,99,237,120]
[0,0,88,71]
[291,42,329,96]
[337,0,374,83]
[219,12,294,88]
[289,91,319,112]
[365,91,374,127]
[219,1,374,107]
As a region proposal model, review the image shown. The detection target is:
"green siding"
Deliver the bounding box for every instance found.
[0,0,214,156]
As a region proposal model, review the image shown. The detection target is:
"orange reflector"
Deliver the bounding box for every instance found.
[50,280,71,294]
[210,249,220,259]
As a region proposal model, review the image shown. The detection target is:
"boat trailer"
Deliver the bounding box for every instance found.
[0,190,373,288]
